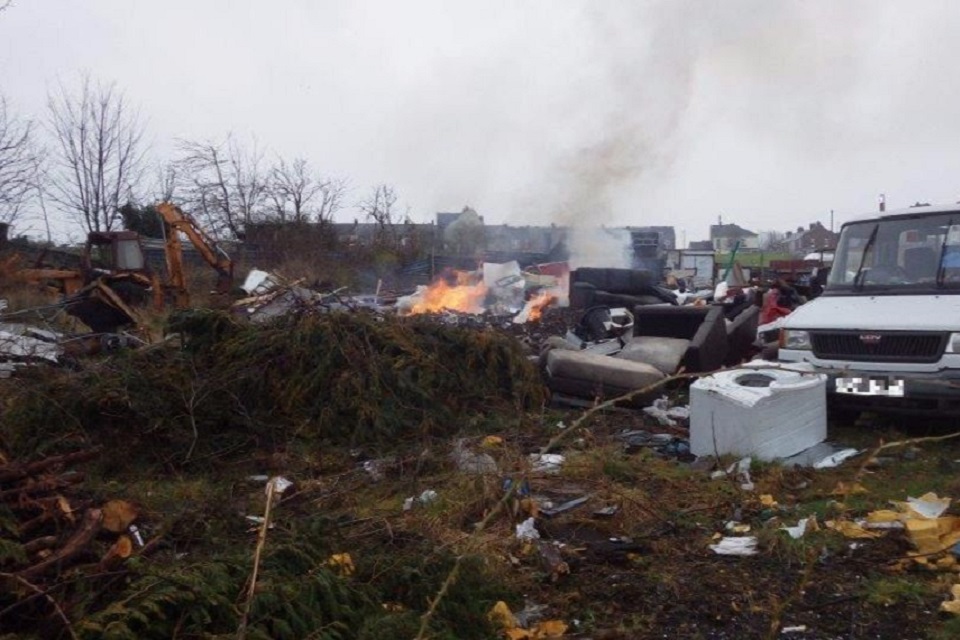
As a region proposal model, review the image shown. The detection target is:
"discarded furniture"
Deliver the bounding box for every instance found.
[689,362,827,460]
[617,336,690,375]
[724,305,760,366]
[632,305,728,373]
[569,268,675,309]
[544,349,664,402]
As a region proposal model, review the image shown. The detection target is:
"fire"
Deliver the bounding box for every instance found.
[512,291,557,324]
[526,292,556,322]
[406,271,489,315]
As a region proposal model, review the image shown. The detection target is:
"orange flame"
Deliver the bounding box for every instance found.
[406,271,489,315]
[526,292,557,322]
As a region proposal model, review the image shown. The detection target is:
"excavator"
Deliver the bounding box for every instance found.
[3,203,233,333]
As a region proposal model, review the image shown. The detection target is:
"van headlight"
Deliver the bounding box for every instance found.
[781,329,812,350]
[945,333,960,353]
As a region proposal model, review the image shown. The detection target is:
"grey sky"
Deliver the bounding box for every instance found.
[2,0,960,242]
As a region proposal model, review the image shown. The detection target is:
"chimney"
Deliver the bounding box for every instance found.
[879,194,886,212]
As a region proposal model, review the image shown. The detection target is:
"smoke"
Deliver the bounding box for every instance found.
[566,226,633,270]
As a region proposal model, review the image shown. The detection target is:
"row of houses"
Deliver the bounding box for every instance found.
[694,220,838,254]
[242,207,839,269]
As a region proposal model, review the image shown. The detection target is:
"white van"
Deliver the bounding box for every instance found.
[778,204,960,414]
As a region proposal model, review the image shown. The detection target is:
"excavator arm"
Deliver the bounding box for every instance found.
[155,202,234,307]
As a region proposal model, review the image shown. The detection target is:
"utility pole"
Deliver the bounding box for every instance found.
[830,209,834,232]
[879,194,886,212]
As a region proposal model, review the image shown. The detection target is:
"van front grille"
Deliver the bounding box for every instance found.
[810,331,947,363]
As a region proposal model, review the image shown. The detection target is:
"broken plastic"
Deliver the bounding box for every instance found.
[781,516,818,540]
[267,476,293,495]
[709,536,758,556]
[812,448,861,469]
[529,453,565,474]
[515,517,541,541]
[643,396,691,427]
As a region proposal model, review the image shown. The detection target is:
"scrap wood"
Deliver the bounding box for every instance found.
[17,507,103,580]
[0,447,101,484]
[0,472,85,501]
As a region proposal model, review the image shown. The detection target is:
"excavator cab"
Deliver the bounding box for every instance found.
[84,231,147,273]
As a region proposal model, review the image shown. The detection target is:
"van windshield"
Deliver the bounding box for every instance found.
[827,212,960,293]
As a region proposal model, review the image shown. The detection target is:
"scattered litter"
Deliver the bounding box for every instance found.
[503,477,531,497]
[515,517,541,541]
[247,474,270,483]
[363,459,386,482]
[826,520,881,539]
[489,601,567,638]
[327,552,355,576]
[541,496,589,518]
[832,481,868,496]
[419,489,438,505]
[712,457,754,491]
[643,396,691,427]
[244,515,275,529]
[482,435,504,447]
[900,492,951,519]
[128,524,145,547]
[529,453,565,474]
[941,584,960,615]
[709,536,758,556]
[760,494,778,508]
[513,602,549,628]
[267,476,293,495]
[725,521,751,534]
[593,506,619,518]
[781,625,808,634]
[453,440,499,475]
[781,516,818,540]
[488,601,518,629]
[813,448,861,469]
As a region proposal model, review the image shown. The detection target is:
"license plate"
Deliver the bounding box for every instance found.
[835,376,905,397]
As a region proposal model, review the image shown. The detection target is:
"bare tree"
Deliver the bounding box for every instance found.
[759,230,787,251]
[266,156,347,224]
[176,135,266,238]
[0,96,36,226]
[155,162,178,203]
[359,184,402,248]
[47,76,145,233]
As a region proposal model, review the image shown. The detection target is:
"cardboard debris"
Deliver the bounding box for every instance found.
[826,520,882,539]
[860,493,960,564]
[488,601,568,638]
[941,584,960,615]
[832,481,868,496]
